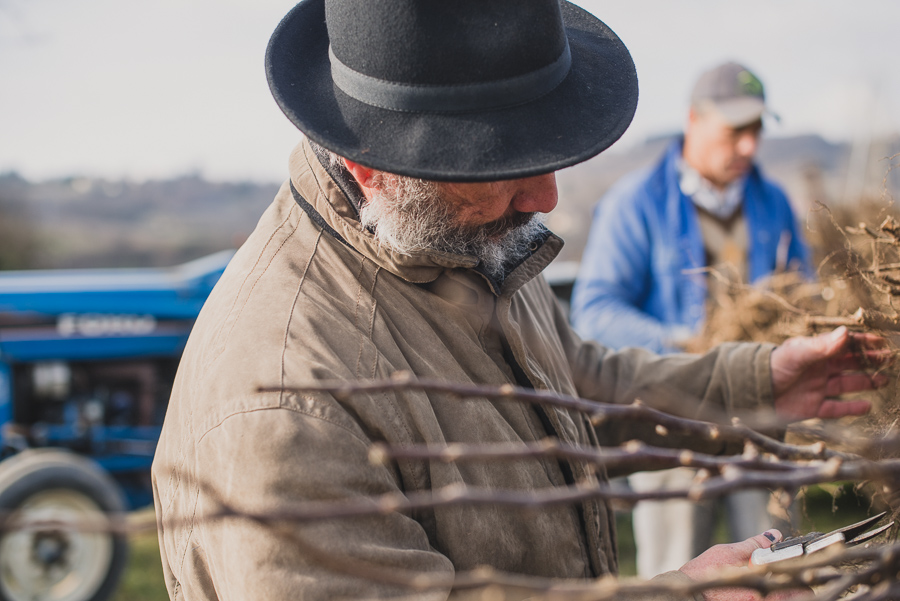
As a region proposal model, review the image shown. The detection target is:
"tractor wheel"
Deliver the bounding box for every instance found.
[0,450,128,601]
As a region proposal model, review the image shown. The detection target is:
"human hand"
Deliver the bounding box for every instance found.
[770,326,889,422]
[679,530,807,600]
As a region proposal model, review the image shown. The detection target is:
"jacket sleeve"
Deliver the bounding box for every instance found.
[557,292,776,455]
[570,178,688,354]
[177,404,455,601]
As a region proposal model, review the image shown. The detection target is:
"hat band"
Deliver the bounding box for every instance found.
[328,43,572,114]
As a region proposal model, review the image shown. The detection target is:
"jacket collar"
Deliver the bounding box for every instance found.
[288,140,563,296]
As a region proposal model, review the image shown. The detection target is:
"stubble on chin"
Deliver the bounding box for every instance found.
[359,174,543,280]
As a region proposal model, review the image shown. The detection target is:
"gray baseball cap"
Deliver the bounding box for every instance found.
[690,61,773,127]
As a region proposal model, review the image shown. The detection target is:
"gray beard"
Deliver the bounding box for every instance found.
[358,174,545,281]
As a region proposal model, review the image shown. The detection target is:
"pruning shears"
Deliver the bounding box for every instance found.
[750,511,894,566]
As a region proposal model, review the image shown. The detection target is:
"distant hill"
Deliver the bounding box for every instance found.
[1,133,897,270]
[0,172,278,269]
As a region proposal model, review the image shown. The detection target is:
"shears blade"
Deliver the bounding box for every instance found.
[750,511,893,566]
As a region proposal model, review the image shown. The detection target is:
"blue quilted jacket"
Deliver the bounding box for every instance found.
[570,138,811,353]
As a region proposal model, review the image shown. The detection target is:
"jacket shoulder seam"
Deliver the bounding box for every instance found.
[280,229,321,402]
[196,404,371,449]
[174,485,200,594]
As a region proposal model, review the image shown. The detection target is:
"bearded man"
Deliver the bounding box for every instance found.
[152,2,879,600]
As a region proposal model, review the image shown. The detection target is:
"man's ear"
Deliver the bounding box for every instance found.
[344,159,378,191]
[687,106,700,127]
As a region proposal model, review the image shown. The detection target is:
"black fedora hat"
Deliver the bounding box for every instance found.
[266,0,638,182]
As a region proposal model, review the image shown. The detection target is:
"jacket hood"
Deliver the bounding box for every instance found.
[287,139,564,295]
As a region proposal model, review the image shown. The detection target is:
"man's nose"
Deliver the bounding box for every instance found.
[511,173,559,214]
[736,130,759,158]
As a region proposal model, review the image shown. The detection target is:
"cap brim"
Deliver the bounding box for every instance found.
[266,0,638,182]
[707,97,767,128]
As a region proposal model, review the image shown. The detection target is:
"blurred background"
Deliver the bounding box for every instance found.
[2,0,899,270]
[2,2,899,599]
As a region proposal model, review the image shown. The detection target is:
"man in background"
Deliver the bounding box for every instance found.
[571,61,811,578]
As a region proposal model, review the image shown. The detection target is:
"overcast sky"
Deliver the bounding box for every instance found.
[2,0,898,183]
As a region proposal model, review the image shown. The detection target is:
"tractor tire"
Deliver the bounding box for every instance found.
[0,449,128,601]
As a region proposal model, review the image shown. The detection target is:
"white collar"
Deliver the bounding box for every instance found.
[678,160,746,220]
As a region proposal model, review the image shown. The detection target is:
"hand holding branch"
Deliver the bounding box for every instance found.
[770,326,889,421]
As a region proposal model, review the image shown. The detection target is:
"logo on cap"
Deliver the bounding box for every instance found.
[738,70,763,97]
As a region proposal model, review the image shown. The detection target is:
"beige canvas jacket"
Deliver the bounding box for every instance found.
[152,140,776,601]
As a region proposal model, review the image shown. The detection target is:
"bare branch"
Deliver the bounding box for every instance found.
[260,377,856,462]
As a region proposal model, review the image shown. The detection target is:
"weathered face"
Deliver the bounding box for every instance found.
[435,174,559,232]
[357,172,556,279]
[684,109,762,189]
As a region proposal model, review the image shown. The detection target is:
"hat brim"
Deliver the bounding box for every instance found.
[266,0,638,182]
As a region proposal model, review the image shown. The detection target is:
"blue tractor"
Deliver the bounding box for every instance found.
[0,250,233,601]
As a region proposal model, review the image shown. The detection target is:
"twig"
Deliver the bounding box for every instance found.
[259,377,858,462]
[806,307,900,332]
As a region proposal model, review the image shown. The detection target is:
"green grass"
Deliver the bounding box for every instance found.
[114,530,168,601]
[797,482,873,533]
[115,484,879,598]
